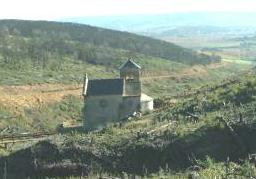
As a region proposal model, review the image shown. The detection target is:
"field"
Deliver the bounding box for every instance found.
[164,34,256,63]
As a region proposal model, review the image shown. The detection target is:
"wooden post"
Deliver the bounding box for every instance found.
[225,157,230,179]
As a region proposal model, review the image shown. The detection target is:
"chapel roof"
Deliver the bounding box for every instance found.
[86,78,124,96]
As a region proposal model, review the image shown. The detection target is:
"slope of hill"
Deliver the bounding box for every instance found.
[0,19,255,178]
[0,20,221,86]
[0,20,217,67]
[1,70,256,178]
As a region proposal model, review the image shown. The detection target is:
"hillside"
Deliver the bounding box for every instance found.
[0,20,222,86]
[0,19,216,66]
[0,20,255,178]
[1,69,256,178]
[0,20,248,135]
[1,19,253,87]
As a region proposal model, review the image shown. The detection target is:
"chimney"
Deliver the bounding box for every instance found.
[82,73,88,96]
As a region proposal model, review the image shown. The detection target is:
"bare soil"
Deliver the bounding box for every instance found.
[0,84,82,109]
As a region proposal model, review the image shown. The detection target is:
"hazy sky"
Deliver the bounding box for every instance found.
[1,0,256,20]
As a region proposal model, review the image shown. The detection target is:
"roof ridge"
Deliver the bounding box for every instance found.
[119,58,141,70]
[89,78,122,81]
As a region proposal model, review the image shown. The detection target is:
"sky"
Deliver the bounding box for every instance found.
[0,0,256,20]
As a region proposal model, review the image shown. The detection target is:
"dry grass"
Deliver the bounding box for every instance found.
[0,84,82,110]
[142,60,228,82]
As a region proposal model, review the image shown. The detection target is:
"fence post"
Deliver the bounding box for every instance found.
[225,157,230,179]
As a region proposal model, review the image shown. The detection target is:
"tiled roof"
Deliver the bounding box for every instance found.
[87,78,124,96]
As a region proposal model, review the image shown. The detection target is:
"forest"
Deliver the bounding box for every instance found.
[0,20,219,68]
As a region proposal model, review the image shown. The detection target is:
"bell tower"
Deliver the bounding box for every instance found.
[120,59,141,96]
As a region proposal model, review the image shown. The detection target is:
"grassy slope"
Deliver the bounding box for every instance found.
[0,59,248,132]
[0,55,187,86]
[0,19,220,87]
[0,20,254,178]
[0,61,250,135]
[1,67,256,178]
[0,20,215,65]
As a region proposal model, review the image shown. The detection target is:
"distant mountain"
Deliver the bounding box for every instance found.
[62,12,256,37]
[0,20,216,66]
[157,26,256,38]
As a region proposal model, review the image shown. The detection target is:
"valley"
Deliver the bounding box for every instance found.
[0,19,256,178]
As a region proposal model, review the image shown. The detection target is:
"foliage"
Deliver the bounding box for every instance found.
[159,73,256,121]
[0,20,218,67]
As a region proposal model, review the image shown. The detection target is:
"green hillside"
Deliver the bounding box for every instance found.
[0,20,255,178]
[0,20,220,85]
[0,19,216,65]
[1,70,256,178]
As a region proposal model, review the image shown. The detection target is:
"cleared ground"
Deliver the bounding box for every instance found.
[0,84,82,110]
